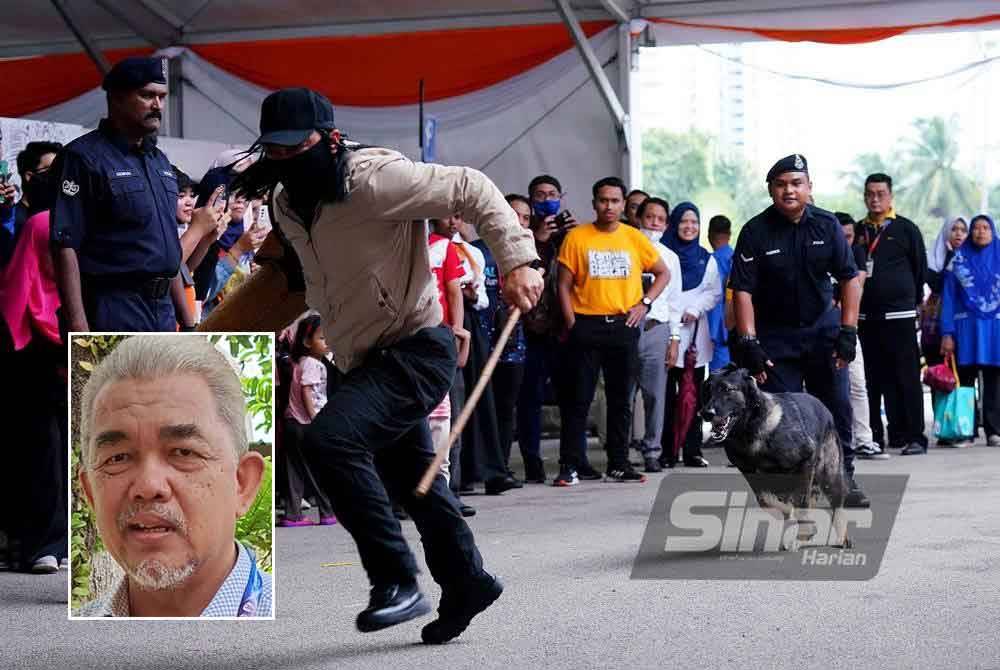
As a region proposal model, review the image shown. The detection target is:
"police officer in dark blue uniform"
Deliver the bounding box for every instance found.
[51,56,194,333]
[729,154,869,507]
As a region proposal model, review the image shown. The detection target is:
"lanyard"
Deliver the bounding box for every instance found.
[237,552,263,617]
[867,219,892,255]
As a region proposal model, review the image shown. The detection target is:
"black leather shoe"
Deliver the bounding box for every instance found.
[684,456,710,468]
[644,457,663,473]
[459,504,476,517]
[356,581,430,632]
[484,476,519,495]
[576,465,603,481]
[900,442,927,456]
[422,574,504,645]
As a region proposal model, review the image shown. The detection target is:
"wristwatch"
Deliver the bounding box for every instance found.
[641,296,653,309]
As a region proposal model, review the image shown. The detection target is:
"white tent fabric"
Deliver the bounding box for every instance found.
[28,28,622,215]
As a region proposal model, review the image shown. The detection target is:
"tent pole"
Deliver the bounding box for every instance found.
[553,0,628,140]
[49,0,110,75]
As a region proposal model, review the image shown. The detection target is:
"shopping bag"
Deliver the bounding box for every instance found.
[933,383,975,441]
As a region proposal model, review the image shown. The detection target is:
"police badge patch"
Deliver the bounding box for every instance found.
[62,180,80,196]
[794,154,804,170]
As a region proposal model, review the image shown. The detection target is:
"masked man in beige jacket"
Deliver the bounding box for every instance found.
[230,88,542,644]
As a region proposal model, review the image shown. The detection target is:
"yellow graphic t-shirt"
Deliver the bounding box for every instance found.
[557,222,660,315]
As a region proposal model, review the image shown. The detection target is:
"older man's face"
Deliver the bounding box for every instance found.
[80,373,260,591]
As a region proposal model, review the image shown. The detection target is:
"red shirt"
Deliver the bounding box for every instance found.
[428,233,463,325]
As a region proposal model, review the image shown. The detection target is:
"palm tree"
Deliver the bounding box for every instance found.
[898,116,978,220]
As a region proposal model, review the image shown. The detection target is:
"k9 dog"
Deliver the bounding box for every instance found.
[701,365,851,548]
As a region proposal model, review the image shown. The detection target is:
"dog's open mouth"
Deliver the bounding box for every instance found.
[708,416,734,443]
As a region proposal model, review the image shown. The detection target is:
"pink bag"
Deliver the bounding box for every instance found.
[923,355,958,394]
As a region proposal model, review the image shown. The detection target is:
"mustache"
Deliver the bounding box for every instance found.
[145,111,162,120]
[116,502,187,535]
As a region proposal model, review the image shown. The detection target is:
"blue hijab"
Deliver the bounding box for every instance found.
[662,201,711,291]
[950,214,1000,318]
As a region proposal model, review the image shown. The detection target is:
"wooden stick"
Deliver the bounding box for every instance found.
[415,307,522,497]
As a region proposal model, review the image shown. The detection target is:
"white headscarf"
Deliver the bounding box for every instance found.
[928,216,968,272]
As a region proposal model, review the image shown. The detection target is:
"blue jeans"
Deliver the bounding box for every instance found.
[303,326,486,588]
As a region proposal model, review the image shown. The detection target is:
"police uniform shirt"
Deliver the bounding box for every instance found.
[730,204,857,332]
[50,119,181,279]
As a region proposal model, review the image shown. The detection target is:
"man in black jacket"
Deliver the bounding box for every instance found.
[857,173,928,455]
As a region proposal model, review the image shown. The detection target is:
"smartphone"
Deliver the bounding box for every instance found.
[554,210,573,229]
[0,160,9,204]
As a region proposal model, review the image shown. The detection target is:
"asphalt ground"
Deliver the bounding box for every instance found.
[4,429,1000,670]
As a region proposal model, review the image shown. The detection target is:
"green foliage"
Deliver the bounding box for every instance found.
[236,457,273,572]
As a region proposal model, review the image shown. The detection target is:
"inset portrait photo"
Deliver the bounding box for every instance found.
[68,333,274,619]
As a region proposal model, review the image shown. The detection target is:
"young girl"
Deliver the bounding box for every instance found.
[279,315,337,527]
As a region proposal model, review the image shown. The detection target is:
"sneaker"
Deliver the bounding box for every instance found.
[59,557,69,571]
[356,581,431,633]
[844,479,870,509]
[422,573,504,645]
[301,498,313,510]
[30,555,58,574]
[605,466,647,483]
[988,435,1000,447]
[277,516,315,527]
[855,443,880,459]
[319,515,338,525]
[643,457,663,473]
[577,465,603,481]
[552,466,579,487]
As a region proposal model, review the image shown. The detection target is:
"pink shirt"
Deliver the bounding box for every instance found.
[285,356,328,425]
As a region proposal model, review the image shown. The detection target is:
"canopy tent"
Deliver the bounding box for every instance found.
[2,1,999,212]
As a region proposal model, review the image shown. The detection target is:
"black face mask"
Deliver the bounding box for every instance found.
[24,169,56,213]
[274,139,336,215]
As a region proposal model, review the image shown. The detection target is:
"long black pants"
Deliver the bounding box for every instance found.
[493,362,525,470]
[279,418,334,519]
[459,309,507,485]
[859,318,927,448]
[958,365,1000,438]
[661,366,706,464]
[4,337,68,565]
[563,315,640,470]
[303,326,485,589]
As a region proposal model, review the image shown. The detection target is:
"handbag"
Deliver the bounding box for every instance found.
[923,351,957,393]
[933,356,975,440]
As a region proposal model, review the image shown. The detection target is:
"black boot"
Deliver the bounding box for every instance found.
[422,574,504,644]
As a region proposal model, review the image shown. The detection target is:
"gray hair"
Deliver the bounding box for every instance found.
[79,336,247,468]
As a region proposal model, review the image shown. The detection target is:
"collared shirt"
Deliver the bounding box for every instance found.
[50,118,181,279]
[730,204,857,331]
[75,542,272,618]
[645,240,682,336]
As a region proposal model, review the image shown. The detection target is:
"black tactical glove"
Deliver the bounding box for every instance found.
[835,325,858,363]
[737,335,770,376]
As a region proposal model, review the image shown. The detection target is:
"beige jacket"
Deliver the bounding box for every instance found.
[272,147,538,372]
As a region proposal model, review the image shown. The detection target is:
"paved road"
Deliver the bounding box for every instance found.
[4,437,1000,670]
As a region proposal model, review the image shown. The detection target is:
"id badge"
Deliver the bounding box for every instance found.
[866,258,874,277]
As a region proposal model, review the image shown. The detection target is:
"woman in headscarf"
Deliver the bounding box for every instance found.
[940,214,1000,446]
[659,202,722,468]
[0,167,67,573]
[924,217,968,368]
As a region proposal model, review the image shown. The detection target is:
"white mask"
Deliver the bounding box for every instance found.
[640,228,661,243]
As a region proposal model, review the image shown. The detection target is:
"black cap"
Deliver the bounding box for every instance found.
[102,56,168,92]
[172,165,195,191]
[257,88,336,146]
[766,154,808,182]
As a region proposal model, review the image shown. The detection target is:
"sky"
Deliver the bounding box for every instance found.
[638,28,1000,206]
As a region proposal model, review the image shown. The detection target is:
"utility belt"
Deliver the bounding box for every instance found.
[84,273,174,300]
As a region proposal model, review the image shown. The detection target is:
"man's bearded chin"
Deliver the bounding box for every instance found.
[115,502,200,591]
